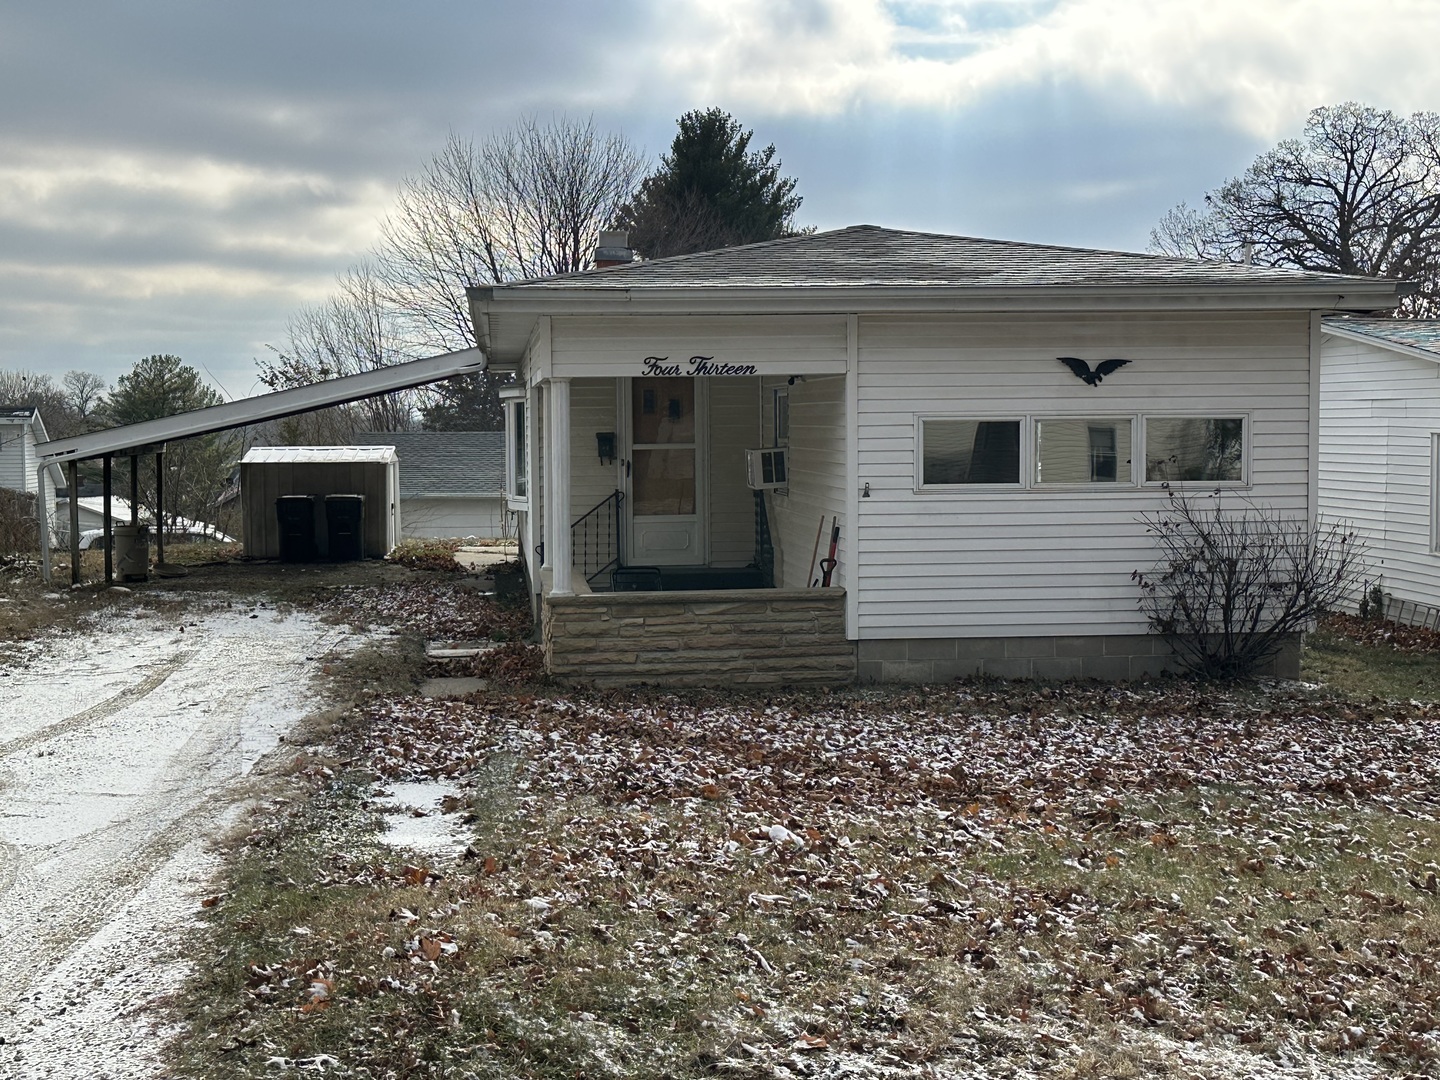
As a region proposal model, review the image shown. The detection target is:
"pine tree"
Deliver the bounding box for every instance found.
[619,109,803,260]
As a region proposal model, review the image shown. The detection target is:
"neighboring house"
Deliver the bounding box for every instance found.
[468,225,1403,686]
[356,431,507,539]
[55,495,140,542]
[53,495,232,547]
[0,406,63,539]
[1319,319,1440,620]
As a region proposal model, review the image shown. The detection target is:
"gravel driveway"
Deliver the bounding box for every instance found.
[0,598,367,1079]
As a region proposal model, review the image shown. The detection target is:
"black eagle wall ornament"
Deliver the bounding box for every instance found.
[1059,357,1130,386]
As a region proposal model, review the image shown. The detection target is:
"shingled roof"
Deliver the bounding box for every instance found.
[357,431,504,497]
[470,226,1407,364]
[1322,318,1440,359]
[498,225,1395,292]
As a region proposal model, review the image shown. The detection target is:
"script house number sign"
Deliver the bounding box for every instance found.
[641,355,757,377]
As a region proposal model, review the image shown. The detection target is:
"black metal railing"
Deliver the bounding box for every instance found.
[572,489,624,589]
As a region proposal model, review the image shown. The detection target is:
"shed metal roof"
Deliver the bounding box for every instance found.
[355,431,505,497]
[242,446,398,465]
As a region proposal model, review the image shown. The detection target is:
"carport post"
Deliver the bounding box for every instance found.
[154,449,165,566]
[37,462,51,582]
[67,460,80,586]
[102,454,113,584]
[129,455,139,525]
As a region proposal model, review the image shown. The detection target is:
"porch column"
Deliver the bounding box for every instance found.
[102,454,113,584]
[154,449,165,566]
[540,382,553,574]
[67,460,80,586]
[549,377,573,596]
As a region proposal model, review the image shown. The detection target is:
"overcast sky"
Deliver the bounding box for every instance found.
[3,0,1437,398]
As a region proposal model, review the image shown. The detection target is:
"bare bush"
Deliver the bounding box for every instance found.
[1134,493,1366,679]
[0,487,39,554]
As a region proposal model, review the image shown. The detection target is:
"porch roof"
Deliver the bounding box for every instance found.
[470,226,1408,363]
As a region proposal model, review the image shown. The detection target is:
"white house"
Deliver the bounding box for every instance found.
[0,406,62,540]
[470,226,1402,686]
[1319,319,1440,621]
[356,431,507,539]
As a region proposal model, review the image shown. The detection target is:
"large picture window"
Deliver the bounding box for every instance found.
[918,413,1250,492]
[1144,417,1244,483]
[1035,418,1133,485]
[921,419,1021,485]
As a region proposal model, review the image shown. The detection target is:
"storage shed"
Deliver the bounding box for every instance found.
[240,446,400,559]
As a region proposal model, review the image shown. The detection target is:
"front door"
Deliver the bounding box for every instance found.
[625,376,705,565]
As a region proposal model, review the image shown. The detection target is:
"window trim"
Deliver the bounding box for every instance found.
[1139,413,1251,489]
[915,412,1254,494]
[1033,415,1137,488]
[500,391,529,508]
[772,387,790,447]
[915,414,1027,491]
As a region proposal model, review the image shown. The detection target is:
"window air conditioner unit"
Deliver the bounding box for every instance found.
[745,447,788,489]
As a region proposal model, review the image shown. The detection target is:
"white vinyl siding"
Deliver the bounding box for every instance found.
[1319,333,1440,609]
[762,373,848,588]
[0,423,29,491]
[400,496,507,539]
[856,311,1313,638]
[708,376,760,566]
[550,315,848,377]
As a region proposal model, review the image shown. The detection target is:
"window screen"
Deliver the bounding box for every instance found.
[922,419,1021,485]
[1145,418,1244,482]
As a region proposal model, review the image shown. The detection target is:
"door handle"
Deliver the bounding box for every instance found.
[624,458,631,478]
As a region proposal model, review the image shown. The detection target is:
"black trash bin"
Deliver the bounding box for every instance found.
[275,495,318,562]
[324,494,365,562]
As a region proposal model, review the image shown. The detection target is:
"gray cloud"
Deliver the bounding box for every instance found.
[0,0,1424,396]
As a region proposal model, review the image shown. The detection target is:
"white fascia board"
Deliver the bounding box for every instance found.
[1320,321,1440,365]
[479,281,1405,314]
[475,283,1405,364]
[37,348,485,465]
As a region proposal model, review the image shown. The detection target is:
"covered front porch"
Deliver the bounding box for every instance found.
[492,317,857,684]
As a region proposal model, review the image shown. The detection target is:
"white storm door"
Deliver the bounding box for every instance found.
[624,376,706,566]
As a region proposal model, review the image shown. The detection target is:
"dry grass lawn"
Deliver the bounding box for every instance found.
[170,601,1440,1080]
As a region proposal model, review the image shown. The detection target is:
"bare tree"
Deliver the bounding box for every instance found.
[1151,103,1440,314]
[373,117,645,429]
[378,118,646,349]
[0,367,110,439]
[62,370,107,431]
[258,263,421,439]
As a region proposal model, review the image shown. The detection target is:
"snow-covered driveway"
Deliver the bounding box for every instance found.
[0,600,366,1079]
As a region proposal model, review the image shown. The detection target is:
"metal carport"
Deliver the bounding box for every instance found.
[33,347,486,582]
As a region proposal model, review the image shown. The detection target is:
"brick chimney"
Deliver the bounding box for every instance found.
[593,230,633,268]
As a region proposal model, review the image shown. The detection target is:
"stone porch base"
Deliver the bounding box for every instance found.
[544,588,855,687]
[858,633,1302,683]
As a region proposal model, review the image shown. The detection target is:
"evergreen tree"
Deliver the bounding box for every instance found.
[101,355,235,536]
[619,108,803,260]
